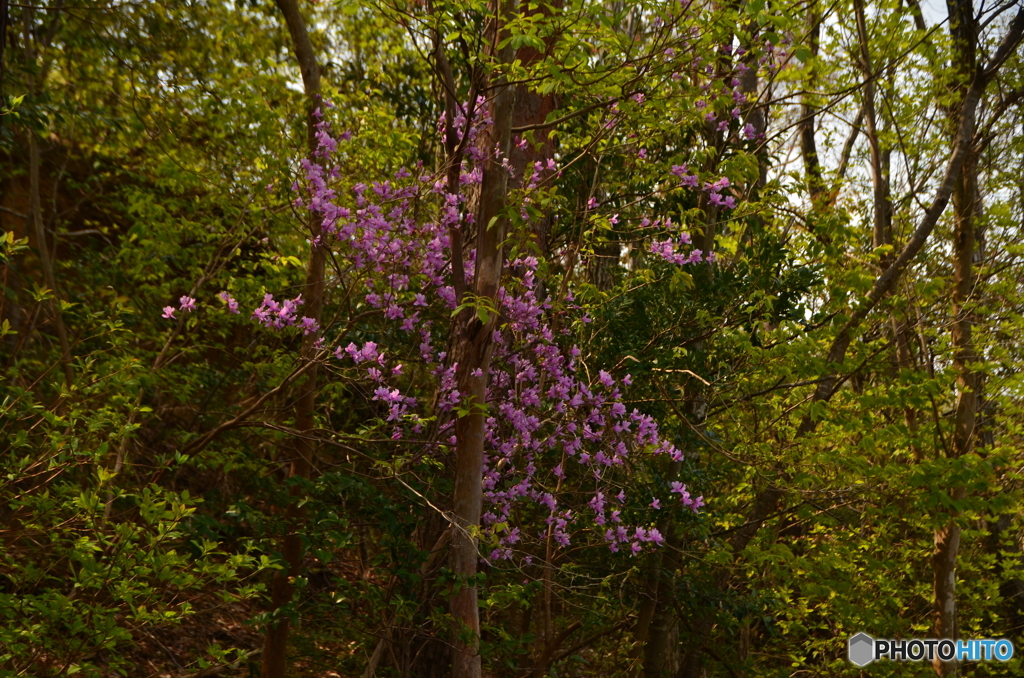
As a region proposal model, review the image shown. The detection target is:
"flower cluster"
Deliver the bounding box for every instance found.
[670,480,705,511]
[646,220,715,266]
[169,98,709,562]
[668,163,735,211]
[703,176,735,209]
[312,105,703,559]
[472,256,695,558]
[162,295,195,319]
[251,293,318,334]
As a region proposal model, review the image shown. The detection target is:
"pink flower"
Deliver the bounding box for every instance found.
[684,495,705,512]
[705,177,730,192]
[709,193,735,209]
[179,296,196,312]
[218,291,240,314]
[242,108,707,559]
[162,306,176,319]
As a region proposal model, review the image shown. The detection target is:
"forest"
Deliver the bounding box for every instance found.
[3,0,1024,676]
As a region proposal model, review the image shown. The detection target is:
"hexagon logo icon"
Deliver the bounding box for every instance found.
[849,632,875,667]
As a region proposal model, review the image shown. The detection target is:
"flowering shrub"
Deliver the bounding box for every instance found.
[165,103,716,562]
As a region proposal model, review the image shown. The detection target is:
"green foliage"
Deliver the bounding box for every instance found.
[4,0,1024,676]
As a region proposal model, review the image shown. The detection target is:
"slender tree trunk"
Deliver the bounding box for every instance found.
[631,457,681,678]
[932,147,978,678]
[449,3,514,676]
[799,4,823,203]
[853,0,893,265]
[27,131,73,387]
[262,0,322,676]
[642,528,681,678]
[931,4,982,674]
[508,0,560,258]
[933,512,964,676]
[22,6,72,388]
[630,546,662,670]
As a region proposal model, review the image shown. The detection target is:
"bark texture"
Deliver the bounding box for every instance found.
[448,2,515,676]
[799,4,823,202]
[931,4,982,673]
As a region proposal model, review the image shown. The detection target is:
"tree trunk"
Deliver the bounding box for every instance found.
[630,456,682,678]
[799,4,823,203]
[22,6,73,388]
[27,130,73,388]
[931,3,982,673]
[262,0,323,676]
[449,3,515,676]
[642,528,681,678]
[853,0,892,266]
[932,148,978,678]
